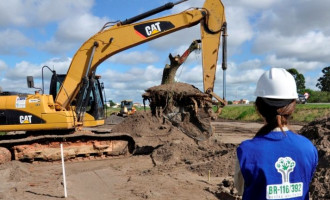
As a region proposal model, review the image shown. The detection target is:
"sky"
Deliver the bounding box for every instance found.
[0,0,328,104]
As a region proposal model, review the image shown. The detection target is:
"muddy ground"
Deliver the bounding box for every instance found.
[3,111,326,200]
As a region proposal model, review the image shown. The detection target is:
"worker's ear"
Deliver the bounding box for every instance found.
[27,76,35,88]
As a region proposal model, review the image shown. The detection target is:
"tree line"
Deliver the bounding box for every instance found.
[287,66,329,103]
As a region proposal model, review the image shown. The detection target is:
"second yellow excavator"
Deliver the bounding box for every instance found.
[0,0,227,163]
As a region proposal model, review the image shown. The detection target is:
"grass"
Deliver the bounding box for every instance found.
[219,103,330,123]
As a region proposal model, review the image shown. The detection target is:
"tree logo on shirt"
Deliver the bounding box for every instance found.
[275,157,296,183]
[266,157,303,199]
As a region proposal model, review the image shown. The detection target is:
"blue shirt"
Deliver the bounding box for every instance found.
[237,130,318,200]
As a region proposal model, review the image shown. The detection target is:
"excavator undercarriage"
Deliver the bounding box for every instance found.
[0,130,135,163]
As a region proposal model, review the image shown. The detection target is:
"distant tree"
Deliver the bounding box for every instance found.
[287,68,305,94]
[109,100,116,107]
[316,66,330,92]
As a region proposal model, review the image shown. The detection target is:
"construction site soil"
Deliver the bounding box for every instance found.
[0,112,328,199]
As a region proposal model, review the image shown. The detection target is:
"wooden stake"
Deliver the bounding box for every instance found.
[61,143,68,198]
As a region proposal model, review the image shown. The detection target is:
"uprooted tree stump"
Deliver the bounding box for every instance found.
[161,40,200,85]
[143,82,216,141]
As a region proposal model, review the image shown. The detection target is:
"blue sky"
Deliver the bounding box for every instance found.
[0,0,328,104]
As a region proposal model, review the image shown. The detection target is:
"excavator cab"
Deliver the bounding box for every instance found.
[49,73,105,121]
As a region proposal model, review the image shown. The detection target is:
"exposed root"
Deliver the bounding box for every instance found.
[143,82,216,141]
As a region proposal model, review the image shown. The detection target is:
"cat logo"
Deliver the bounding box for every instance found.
[19,115,32,124]
[145,22,161,36]
[134,21,175,38]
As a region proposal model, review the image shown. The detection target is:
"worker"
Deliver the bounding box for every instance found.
[234,68,318,199]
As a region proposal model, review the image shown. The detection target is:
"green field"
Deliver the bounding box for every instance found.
[219,104,330,123]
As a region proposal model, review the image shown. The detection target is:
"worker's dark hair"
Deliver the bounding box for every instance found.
[255,97,296,136]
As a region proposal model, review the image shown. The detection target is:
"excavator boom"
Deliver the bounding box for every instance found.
[56,0,226,111]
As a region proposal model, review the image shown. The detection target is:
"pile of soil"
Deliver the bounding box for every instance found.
[299,116,330,200]
[111,111,241,199]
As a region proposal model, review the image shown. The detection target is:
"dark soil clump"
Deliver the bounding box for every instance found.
[299,116,330,200]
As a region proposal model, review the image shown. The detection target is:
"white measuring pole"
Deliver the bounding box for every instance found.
[60,143,68,198]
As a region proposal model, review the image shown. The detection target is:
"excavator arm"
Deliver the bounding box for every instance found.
[56,0,226,112]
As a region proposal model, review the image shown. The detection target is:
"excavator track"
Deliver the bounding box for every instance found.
[0,130,135,163]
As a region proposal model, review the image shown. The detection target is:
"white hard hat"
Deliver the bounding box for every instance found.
[255,68,298,99]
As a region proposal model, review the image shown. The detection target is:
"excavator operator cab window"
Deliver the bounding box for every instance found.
[49,74,66,101]
[86,79,105,120]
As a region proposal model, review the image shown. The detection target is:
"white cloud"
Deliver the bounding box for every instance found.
[109,51,160,65]
[178,65,203,83]
[40,39,77,55]
[100,65,164,102]
[4,57,71,79]
[0,0,94,26]
[238,59,262,70]
[226,63,264,85]
[5,61,41,79]
[0,57,71,94]
[0,60,7,71]
[256,0,330,36]
[225,6,253,49]
[236,0,277,9]
[102,65,162,89]
[254,31,330,63]
[264,55,324,73]
[41,57,72,75]
[56,14,108,43]
[41,14,108,54]
[0,29,33,55]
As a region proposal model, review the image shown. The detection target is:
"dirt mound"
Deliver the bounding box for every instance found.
[111,110,241,198]
[111,111,190,148]
[299,116,330,200]
[107,114,125,125]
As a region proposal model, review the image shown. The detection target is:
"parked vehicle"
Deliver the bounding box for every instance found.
[297,94,307,104]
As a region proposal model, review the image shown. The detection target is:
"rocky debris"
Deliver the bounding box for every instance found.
[299,116,330,200]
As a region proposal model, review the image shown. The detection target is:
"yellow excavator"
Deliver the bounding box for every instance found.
[0,0,227,163]
[118,100,136,117]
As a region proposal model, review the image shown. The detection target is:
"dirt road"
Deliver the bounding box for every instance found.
[0,120,304,200]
